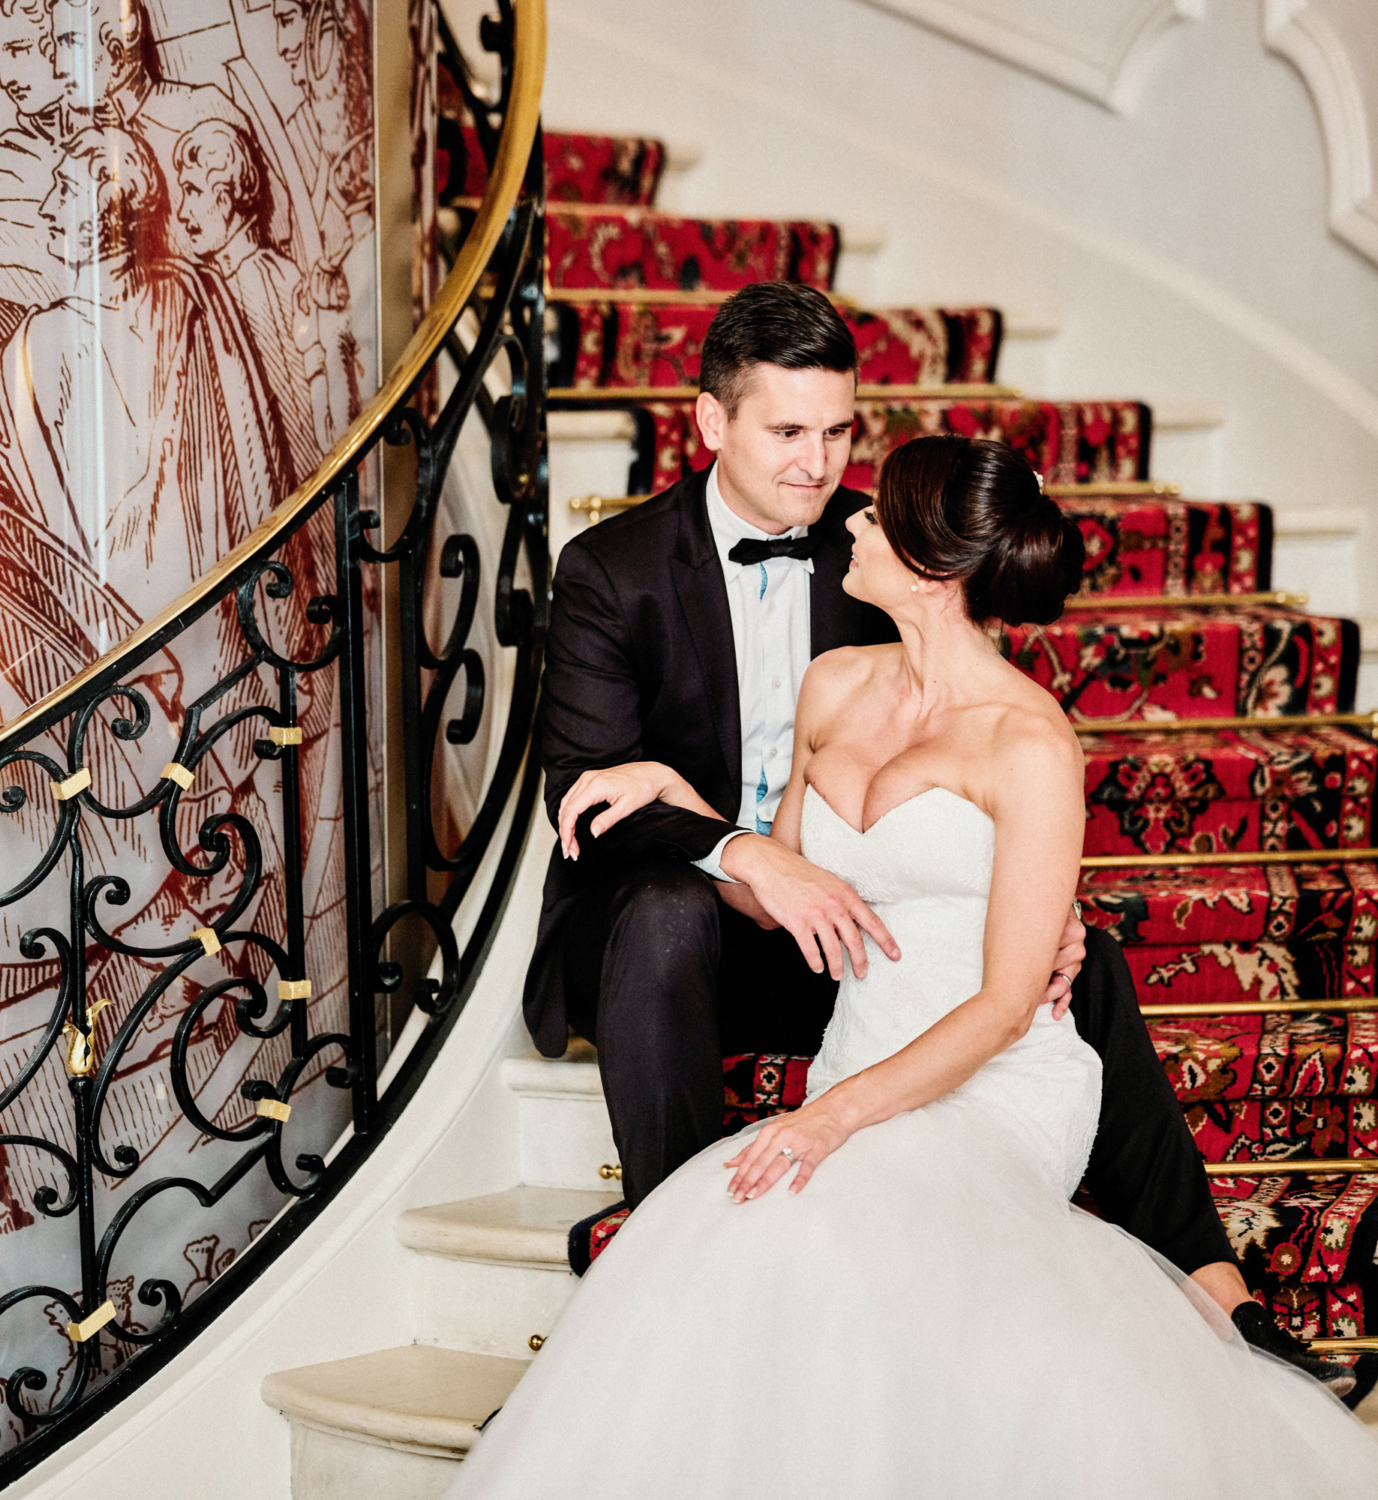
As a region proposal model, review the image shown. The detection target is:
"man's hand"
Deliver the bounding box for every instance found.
[720,834,900,979]
[1047,906,1087,1019]
[557,763,674,860]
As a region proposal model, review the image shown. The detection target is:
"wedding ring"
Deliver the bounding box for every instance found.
[780,1146,797,1163]
[1073,900,1083,921]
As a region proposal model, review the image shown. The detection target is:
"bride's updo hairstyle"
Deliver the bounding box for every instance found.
[873,435,1085,627]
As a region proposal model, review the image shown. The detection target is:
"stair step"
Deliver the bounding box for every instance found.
[547,301,1004,390]
[397,1186,620,1266]
[1010,606,1357,722]
[1148,1011,1378,1102]
[547,207,840,293]
[443,120,668,207]
[1080,725,1376,856]
[624,396,1151,497]
[502,1043,617,1190]
[1081,860,1378,1007]
[262,1344,527,1457]
[1190,1096,1378,1164]
[1062,496,1271,598]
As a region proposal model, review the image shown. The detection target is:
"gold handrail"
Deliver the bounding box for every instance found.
[1074,712,1378,735]
[551,383,1022,401]
[1064,590,1307,611]
[1082,848,1378,870]
[0,0,547,754]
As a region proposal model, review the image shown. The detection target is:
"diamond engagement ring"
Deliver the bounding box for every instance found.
[780,1147,798,1164]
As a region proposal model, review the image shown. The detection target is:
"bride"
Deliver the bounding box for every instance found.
[449,436,1378,1497]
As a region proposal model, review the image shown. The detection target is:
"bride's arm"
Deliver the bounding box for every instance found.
[557,761,724,860]
[726,711,1085,1201]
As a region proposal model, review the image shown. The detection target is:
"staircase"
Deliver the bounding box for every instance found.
[259,125,1378,1490]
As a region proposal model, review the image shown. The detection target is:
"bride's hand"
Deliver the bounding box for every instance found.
[557,763,678,859]
[723,1100,852,1202]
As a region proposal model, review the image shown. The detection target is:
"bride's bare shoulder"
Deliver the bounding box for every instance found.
[800,643,898,702]
[980,688,1083,795]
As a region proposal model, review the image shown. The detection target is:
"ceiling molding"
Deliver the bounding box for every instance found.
[1264,0,1378,267]
[852,0,1202,114]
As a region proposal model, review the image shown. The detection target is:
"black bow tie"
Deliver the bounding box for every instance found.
[727,534,818,566]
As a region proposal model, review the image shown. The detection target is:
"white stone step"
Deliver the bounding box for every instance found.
[262,1344,527,1500]
[395,1186,621,1359]
[501,1040,620,1190]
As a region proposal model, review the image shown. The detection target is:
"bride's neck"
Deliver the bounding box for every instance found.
[891,603,1002,713]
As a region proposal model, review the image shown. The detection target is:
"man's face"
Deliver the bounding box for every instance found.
[177,164,237,257]
[40,156,93,267]
[51,0,117,110]
[0,9,62,115]
[272,0,307,89]
[697,364,856,534]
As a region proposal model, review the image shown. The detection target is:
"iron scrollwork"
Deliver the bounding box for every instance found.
[0,2,547,1480]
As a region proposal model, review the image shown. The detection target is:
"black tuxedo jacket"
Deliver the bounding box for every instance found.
[524,468,898,1055]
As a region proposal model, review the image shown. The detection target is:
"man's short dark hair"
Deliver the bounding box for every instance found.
[699,281,857,417]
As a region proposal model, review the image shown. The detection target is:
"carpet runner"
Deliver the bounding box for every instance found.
[440,118,667,206]
[547,208,841,293]
[547,301,1004,389]
[1081,727,1376,857]
[1006,606,1357,723]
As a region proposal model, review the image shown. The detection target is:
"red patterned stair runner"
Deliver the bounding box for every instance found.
[548,301,1004,389]
[1066,497,1271,597]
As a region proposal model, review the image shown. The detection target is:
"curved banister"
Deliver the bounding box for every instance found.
[0,0,546,756]
[0,0,549,1479]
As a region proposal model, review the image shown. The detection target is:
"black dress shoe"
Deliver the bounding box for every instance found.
[1231,1301,1357,1397]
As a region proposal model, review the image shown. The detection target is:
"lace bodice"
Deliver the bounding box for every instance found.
[801,784,1101,1198]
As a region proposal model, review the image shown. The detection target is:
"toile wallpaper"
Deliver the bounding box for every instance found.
[0,0,379,1444]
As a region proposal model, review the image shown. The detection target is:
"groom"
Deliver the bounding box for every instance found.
[525,281,1350,1389]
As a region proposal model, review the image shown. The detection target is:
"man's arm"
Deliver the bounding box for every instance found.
[540,540,731,876]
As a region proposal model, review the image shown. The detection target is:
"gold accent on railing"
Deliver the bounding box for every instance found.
[1065,590,1307,611]
[1047,481,1183,497]
[1309,1338,1378,1354]
[1081,847,1378,870]
[62,999,114,1077]
[1074,711,1378,736]
[528,1334,545,1351]
[278,978,312,1001]
[0,0,546,756]
[1203,1159,1378,1177]
[159,762,194,790]
[51,767,91,801]
[550,383,1021,402]
[267,726,304,747]
[192,927,222,958]
[1141,998,1378,1017]
[569,494,650,525]
[598,1163,622,1181]
[545,284,859,309]
[67,1300,117,1343]
[255,1098,291,1124]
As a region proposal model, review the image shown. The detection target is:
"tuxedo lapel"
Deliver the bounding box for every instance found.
[669,473,741,806]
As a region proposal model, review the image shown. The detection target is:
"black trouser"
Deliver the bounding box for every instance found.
[563,860,1234,1276]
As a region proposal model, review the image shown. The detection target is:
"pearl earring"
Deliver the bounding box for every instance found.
[910,582,918,592]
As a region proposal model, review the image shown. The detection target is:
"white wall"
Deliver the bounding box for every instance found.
[541,0,1378,701]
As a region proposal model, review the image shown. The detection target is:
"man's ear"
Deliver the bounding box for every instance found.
[696,389,726,454]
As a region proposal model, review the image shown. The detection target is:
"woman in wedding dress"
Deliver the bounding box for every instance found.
[449,435,1378,1497]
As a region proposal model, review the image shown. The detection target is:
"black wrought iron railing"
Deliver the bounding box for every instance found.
[0,0,547,1479]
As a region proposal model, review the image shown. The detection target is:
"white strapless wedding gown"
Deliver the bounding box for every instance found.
[450,788,1378,1497]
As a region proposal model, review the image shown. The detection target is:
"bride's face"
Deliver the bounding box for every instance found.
[842,504,921,608]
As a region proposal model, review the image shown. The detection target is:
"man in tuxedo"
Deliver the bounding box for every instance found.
[525,281,1350,1388]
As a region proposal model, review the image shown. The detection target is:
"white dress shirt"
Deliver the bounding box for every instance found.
[693,463,813,881]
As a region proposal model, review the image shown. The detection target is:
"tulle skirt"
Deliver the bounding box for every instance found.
[447,1095,1378,1498]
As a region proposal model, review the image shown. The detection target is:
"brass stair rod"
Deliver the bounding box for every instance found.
[1140,998,1378,1017]
[551,383,1021,401]
[1074,711,1378,735]
[1203,1159,1378,1177]
[1309,1337,1378,1354]
[1064,590,1307,611]
[1081,846,1378,870]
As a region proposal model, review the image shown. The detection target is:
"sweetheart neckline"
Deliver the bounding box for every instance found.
[803,782,993,837]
